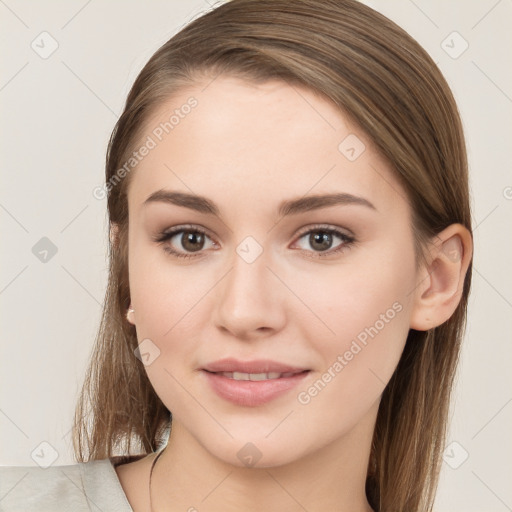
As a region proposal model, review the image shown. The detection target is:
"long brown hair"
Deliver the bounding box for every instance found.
[73,1,473,510]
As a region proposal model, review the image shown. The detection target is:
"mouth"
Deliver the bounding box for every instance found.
[201,359,311,407]
[203,370,309,380]
[202,357,309,375]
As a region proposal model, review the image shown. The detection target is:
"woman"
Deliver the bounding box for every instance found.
[0,0,473,511]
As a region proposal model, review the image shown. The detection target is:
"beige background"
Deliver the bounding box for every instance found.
[1,0,511,510]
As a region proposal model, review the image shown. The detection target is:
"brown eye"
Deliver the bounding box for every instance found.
[293,226,355,257]
[180,231,206,252]
[308,231,335,252]
[155,225,216,259]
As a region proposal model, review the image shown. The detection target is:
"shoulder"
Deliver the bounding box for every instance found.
[0,458,133,512]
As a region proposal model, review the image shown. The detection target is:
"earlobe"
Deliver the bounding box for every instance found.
[410,224,472,331]
[110,223,119,248]
[126,306,135,325]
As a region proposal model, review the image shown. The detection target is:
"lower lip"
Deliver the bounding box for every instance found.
[202,370,310,407]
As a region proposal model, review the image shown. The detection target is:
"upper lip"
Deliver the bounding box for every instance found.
[202,358,308,374]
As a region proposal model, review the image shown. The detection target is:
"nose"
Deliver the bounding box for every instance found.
[212,243,287,340]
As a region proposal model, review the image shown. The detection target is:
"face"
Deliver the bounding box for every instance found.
[125,76,419,468]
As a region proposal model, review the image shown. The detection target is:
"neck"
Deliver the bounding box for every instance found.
[150,408,377,512]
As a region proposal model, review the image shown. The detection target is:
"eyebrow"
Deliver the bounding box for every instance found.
[143,189,377,216]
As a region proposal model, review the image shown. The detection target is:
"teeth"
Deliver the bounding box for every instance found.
[233,372,250,380]
[220,371,287,380]
[248,373,268,381]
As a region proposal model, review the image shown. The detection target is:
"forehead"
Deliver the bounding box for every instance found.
[127,76,408,218]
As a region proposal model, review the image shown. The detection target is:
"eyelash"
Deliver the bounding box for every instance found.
[154,224,356,260]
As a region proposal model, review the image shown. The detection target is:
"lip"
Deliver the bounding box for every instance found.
[201,358,310,407]
[202,358,308,374]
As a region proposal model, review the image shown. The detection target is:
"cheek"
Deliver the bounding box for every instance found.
[293,242,415,351]
[293,245,415,424]
[291,287,411,447]
[127,244,218,408]
[128,237,212,338]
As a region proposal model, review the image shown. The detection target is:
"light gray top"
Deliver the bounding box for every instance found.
[0,457,138,512]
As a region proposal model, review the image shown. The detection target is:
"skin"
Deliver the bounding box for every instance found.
[114,76,472,512]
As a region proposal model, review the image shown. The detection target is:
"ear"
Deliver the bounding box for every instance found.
[409,223,473,331]
[110,222,119,248]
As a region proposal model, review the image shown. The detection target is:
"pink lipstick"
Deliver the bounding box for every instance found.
[201,358,310,407]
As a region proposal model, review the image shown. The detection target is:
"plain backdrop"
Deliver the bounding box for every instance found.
[1,0,511,510]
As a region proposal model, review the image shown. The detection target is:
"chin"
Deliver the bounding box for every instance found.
[200,431,315,470]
